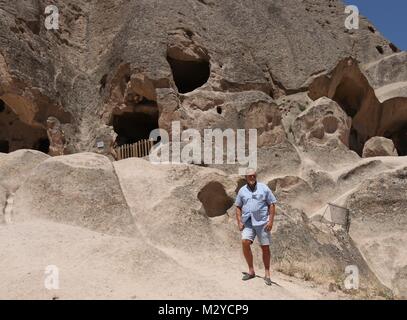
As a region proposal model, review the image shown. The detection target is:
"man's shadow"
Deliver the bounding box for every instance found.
[241,272,282,287]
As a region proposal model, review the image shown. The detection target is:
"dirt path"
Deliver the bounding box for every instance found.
[0,219,347,299]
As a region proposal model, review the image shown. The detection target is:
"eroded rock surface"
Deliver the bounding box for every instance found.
[0,0,396,154]
[0,149,50,192]
[347,167,407,299]
[362,136,398,158]
[0,185,6,224]
[13,153,134,235]
[292,97,351,148]
[1,0,406,300]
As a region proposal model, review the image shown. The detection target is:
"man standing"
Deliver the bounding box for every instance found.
[235,168,277,286]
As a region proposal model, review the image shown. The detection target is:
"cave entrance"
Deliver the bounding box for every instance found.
[0,99,5,113]
[0,140,9,153]
[332,77,364,118]
[331,76,367,155]
[349,128,363,155]
[390,124,407,156]
[34,137,50,154]
[112,99,159,146]
[0,99,50,153]
[167,56,210,93]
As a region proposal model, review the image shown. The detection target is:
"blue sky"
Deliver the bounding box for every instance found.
[343,0,407,51]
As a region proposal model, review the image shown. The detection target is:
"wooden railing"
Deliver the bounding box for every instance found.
[115,139,154,160]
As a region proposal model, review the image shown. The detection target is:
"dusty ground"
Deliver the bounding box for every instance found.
[0,219,348,300]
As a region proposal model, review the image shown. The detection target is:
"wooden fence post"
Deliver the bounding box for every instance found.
[114,139,155,160]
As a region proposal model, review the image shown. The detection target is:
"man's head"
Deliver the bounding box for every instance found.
[245,168,257,186]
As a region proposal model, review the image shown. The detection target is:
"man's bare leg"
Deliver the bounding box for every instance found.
[242,240,255,275]
[261,245,271,278]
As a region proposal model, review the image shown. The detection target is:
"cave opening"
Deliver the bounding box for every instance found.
[167,56,210,93]
[332,77,364,118]
[0,99,50,153]
[332,77,366,155]
[389,124,407,156]
[376,46,384,55]
[349,128,364,156]
[0,99,5,113]
[35,137,50,154]
[112,99,159,146]
[0,140,9,153]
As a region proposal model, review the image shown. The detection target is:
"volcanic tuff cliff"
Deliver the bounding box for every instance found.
[1,0,406,299]
[0,0,401,154]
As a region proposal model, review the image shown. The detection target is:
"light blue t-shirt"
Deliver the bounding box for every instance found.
[235,182,277,226]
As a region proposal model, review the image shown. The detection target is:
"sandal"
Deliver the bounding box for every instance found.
[264,277,272,286]
[242,272,256,281]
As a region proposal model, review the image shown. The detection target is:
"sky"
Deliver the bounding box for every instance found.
[343,0,407,51]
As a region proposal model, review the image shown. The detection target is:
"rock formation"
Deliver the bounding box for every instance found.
[0,0,397,154]
[362,136,398,158]
[13,153,135,235]
[46,116,66,156]
[0,0,406,299]
[347,166,407,298]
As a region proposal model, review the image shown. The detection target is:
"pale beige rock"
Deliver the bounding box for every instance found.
[0,149,401,298]
[347,167,407,299]
[270,204,386,296]
[0,185,6,224]
[362,52,407,92]
[375,82,407,103]
[1,0,406,300]
[13,153,134,235]
[158,88,283,140]
[393,266,407,299]
[291,97,359,170]
[292,97,351,148]
[308,57,407,157]
[167,29,209,62]
[0,149,50,192]
[113,157,238,249]
[112,157,386,296]
[276,92,313,137]
[362,136,398,158]
[46,116,66,156]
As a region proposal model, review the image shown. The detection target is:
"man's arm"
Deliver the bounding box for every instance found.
[235,192,245,231]
[236,206,244,231]
[265,204,276,231]
[265,187,277,231]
